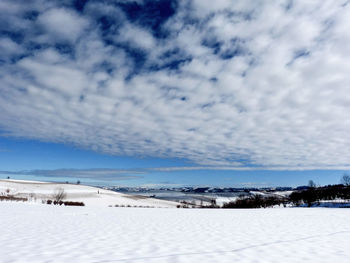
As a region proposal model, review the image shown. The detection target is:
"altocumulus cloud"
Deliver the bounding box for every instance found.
[1,0,350,169]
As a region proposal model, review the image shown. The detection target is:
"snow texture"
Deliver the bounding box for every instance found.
[1,202,349,263]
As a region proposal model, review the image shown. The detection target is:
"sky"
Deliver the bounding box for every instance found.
[1,0,350,187]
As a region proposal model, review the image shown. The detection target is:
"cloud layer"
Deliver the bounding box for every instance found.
[0,168,142,181]
[1,0,350,169]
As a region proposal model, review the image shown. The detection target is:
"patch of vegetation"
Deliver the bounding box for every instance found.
[222,195,287,209]
[289,184,350,207]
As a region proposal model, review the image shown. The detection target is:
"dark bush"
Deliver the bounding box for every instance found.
[223,195,287,209]
[63,201,85,206]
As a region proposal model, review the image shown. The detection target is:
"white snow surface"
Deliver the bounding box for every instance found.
[1,202,350,263]
[0,179,179,208]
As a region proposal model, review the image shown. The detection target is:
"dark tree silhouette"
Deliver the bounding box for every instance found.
[341,174,350,186]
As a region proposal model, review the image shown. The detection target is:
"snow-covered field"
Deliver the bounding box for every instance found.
[1,202,350,263]
[0,179,179,208]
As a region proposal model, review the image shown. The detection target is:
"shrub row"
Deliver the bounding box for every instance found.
[113,204,156,208]
[0,195,28,202]
[46,200,85,206]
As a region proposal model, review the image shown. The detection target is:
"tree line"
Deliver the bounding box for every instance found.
[222,174,350,209]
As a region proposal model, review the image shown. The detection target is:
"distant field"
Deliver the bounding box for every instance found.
[1,202,350,263]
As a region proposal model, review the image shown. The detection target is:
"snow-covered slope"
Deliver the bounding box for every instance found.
[0,179,179,208]
[1,202,350,263]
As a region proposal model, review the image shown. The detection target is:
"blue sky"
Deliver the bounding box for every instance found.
[0,136,347,187]
[1,0,350,187]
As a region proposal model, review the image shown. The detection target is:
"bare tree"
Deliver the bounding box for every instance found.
[341,174,350,186]
[52,187,66,202]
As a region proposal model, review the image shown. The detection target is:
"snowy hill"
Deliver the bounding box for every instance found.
[0,179,179,208]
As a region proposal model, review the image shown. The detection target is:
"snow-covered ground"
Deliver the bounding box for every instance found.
[1,202,350,263]
[0,179,179,208]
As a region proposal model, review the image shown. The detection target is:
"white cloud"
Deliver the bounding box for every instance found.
[0,38,24,56]
[1,0,350,169]
[117,23,156,50]
[37,8,89,42]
